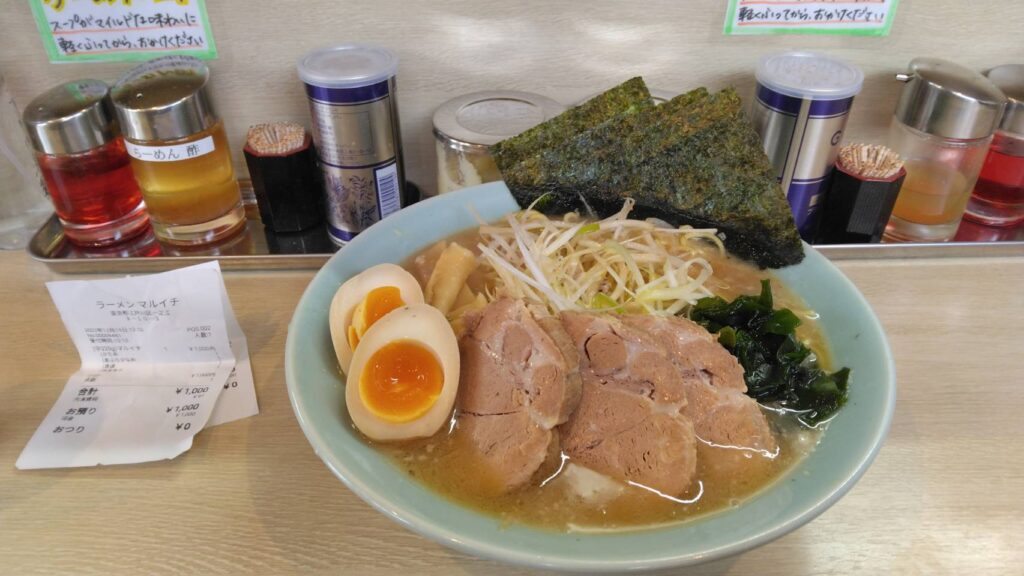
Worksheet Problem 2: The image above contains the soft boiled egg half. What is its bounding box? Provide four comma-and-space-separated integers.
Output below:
345, 304, 460, 441
329, 263, 424, 375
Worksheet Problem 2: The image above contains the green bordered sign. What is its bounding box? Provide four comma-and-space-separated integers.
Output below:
724, 0, 899, 36
29, 0, 217, 63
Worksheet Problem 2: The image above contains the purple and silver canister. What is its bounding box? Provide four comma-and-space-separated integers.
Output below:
751, 52, 864, 240
298, 45, 405, 245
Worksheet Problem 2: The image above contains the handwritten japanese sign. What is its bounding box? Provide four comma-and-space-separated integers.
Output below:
724, 0, 899, 36
29, 0, 217, 63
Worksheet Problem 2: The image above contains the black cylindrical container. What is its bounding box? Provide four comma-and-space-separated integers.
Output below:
244, 124, 324, 232
816, 163, 905, 244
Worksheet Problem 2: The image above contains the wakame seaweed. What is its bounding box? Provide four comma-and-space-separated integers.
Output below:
498, 86, 804, 268
689, 279, 850, 425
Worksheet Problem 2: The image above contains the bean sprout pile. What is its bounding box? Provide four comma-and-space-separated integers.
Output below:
477, 199, 725, 315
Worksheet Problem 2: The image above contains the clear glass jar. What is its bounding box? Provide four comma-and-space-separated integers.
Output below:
112, 56, 244, 246
964, 64, 1024, 227
123, 120, 241, 236
885, 121, 991, 242
435, 136, 502, 195
964, 130, 1024, 226
432, 91, 565, 196
0, 74, 51, 250
22, 79, 149, 247
884, 58, 1006, 243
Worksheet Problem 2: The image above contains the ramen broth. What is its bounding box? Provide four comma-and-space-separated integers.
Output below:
381, 227, 830, 531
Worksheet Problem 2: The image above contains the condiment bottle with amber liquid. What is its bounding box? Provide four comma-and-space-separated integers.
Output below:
111, 56, 244, 246
22, 79, 149, 247
884, 58, 1006, 242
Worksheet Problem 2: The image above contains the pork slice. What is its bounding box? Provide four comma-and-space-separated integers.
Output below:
531, 313, 582, 427
561, 313, 687, 407
559, 312, 698, 497
457, 299, 581, 492
560, 383, 697, 497
620, 314, 746, 392
619, 314, 778, 458
456, 411, 559, 492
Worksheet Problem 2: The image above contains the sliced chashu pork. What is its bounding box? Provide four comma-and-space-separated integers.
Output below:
619, 315, 778, 455
559, 311, 780, 497
558, 313, 698, 497
457, 299, 581, 492
619, 314, 779, 481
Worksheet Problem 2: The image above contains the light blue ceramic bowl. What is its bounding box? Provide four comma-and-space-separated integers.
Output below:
285, 182, 895, 572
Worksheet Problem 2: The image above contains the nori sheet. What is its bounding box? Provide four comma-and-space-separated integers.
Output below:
499, 87, 804, 269
491, 77, 652, 170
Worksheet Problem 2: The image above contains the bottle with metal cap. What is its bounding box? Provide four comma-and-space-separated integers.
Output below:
111, 56, 244, 246
964, 64, 1024, 227
884, 57, 1006, 243
23, 79, 149, 247
433, 91, 565, 195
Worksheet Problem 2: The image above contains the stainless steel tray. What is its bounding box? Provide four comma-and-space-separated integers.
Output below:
28, 180, 418, 273
29, 201, 337, 273
817, 217, 1024, 260
28, 183, 1024, 273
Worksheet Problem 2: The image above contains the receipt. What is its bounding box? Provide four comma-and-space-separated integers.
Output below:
16, 262, 257, 470
207, 264, 258, 427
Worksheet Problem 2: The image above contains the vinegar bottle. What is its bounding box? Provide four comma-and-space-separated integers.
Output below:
111, 56, 245, 247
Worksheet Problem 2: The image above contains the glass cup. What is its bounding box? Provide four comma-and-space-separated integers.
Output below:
0, 75, 52, 250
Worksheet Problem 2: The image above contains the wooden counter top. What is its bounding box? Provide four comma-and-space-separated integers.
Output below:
2, 250, 1022, 575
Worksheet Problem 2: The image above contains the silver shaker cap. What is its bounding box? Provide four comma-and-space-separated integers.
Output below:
893, 57, 1006, 140
23, 79, 118, 155
433, 91, 566, 148
111, 56, 217, 143
986, 64, 1024, 137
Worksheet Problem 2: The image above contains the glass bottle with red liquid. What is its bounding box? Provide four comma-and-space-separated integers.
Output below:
965, 65, 1024, 227
23, 80, 148, 246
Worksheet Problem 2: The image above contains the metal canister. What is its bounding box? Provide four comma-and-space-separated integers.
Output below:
297, 45, 404, 245
751, 52, 864, 240
433, 91, 565, 195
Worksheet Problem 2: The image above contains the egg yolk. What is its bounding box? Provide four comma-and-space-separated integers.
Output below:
348, 286, 404, 350
359, 340, 444, 423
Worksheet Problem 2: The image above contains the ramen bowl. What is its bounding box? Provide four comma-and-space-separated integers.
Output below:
285, 182, 896, 572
